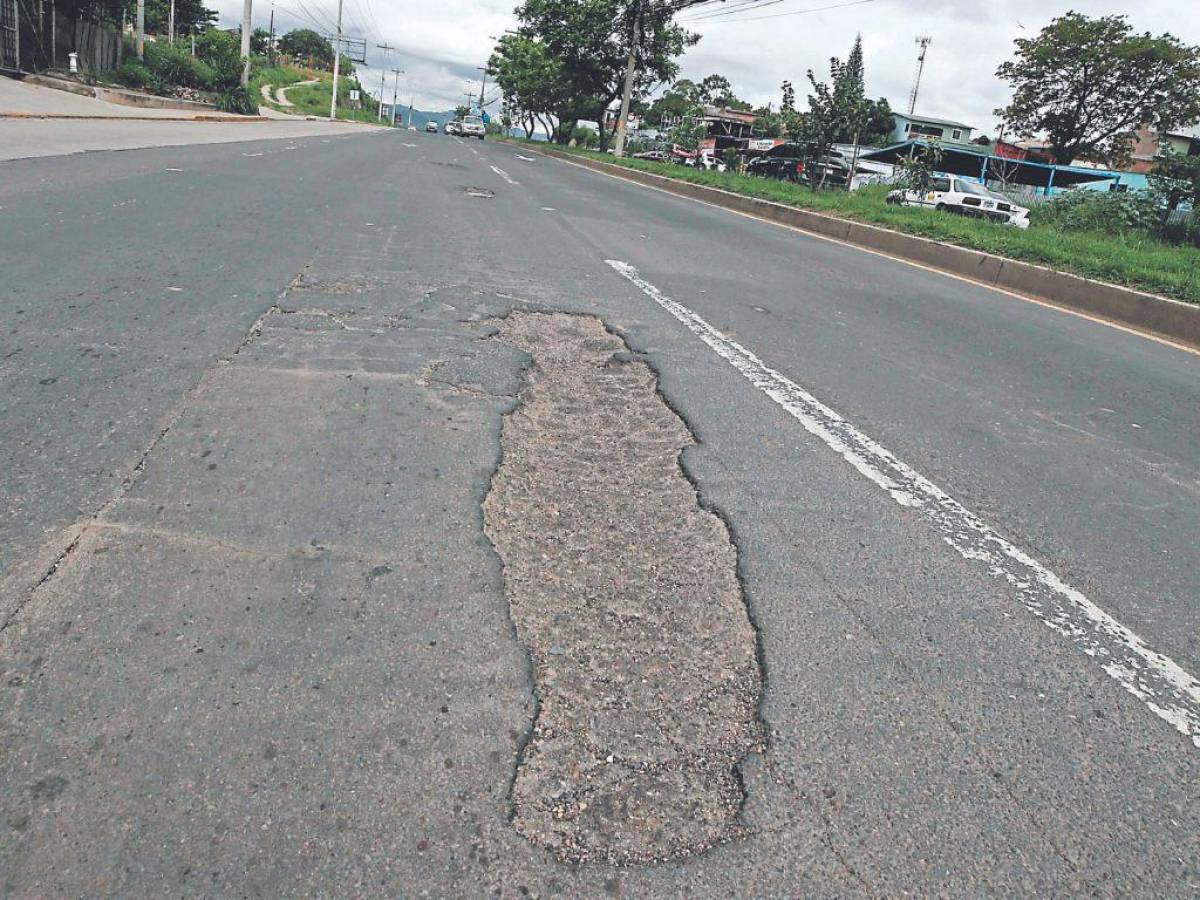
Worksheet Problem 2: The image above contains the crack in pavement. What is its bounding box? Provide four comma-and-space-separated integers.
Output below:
482, 311, 764, 865
0, 265, 311, 640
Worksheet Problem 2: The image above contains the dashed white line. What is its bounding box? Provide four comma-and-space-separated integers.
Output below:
516, 154, 537, 161
605, 259, 1200, 749
490, 164, 519, 185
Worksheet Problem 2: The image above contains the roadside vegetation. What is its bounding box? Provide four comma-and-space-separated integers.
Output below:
516, 142, 1200, 304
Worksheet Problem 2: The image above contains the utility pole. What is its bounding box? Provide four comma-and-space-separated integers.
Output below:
613, 0, 642, 158
329, 0, 343, 119
268, 2, 274, 65
239, 0, 252, 85
908, 36, 931, 115
375, 42, 397, 121
168, 0, 174, 43
390, 68, 403, 126
136, 0, 144, 60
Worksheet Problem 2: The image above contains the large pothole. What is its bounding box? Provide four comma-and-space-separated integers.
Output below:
483, 311, 763, 865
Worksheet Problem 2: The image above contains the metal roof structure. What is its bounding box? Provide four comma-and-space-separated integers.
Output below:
861, 140, 1132, 192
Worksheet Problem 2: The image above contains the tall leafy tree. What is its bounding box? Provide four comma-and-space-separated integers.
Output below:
488, 34, 571, 139
515, 0, 697, 150
278, 28, 333, 69
797, 62, 840, 189
996, 12, 1200, 166
831, 33, 868, 144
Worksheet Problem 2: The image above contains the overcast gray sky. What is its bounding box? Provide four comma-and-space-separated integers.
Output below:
212, 0, 1199, 131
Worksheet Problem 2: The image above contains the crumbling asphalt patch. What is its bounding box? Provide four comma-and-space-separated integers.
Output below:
483, 311, 764, 865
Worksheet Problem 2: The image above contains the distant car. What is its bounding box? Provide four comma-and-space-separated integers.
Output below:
407, 125, 417, 131
445, 121, 461, 135
425, 120, 439, 133
460, 115, 486, 140
887, 176, 1030, 228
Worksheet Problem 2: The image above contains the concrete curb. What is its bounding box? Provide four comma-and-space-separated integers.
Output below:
516, 143, 1200, 350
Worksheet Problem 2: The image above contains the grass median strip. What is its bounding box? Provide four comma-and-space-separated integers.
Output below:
516, 142, 1200, 305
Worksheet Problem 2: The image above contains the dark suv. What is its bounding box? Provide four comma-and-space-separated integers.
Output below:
746, 143, 852, 186
746, 143, 807, 182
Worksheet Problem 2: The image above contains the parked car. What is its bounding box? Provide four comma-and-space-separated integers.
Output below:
746, 143, 866, 187
444, 120, 461, 135
633, 150, 669, 162
886, 176, 1031, 228
460, 115, 486, 140
746, 143, 807, 182
425, 120, 439, 133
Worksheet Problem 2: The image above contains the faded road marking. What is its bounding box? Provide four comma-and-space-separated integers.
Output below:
484, 312, 762, 864
607, 259, 1200, 749
490, 164, 518, 185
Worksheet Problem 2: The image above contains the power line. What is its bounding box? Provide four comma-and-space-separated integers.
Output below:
683, 0, 873, 24
679, 0, 785, 22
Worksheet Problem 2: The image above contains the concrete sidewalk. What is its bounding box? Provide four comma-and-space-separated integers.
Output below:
0, 75, 246, 119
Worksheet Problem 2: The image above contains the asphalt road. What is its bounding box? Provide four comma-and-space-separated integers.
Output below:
1, 128, 1198, 897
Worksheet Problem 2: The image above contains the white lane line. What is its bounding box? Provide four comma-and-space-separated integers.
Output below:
516, 154, 537, 161
606, 259, 1200, 749
490, 164, 519, 185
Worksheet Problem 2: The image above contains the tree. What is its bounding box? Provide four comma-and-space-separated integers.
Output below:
797, 66, 839, 189
996, 12, 1200, 166
667, 106, 706, 152
831, 33, 868, 145
488, 33, 572, 140
862, 97, 894, 146
1150, 148, 1200, 218
278, 28, 333, 69
644, 72, 747, 127
894, 142, 944, 193
250, 27, 271, 56
515, 0, 697, 150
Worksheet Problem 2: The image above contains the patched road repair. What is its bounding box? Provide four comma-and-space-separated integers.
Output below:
485, 312, 763, 864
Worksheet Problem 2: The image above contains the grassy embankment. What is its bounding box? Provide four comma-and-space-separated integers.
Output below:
513, 141, 1200, 304
255, 67, 386, 125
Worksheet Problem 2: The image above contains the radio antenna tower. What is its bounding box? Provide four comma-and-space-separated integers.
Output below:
908, 36, 932, 115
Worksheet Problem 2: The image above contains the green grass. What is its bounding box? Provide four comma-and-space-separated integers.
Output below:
274, 76, 386, 124
249, 65, 308, 100
512, 141, 1200, 304
249, 65, 385, 124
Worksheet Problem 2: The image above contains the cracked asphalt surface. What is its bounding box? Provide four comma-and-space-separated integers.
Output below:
1, 129, 1199, 897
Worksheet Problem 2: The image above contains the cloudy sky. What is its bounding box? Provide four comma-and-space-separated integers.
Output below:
210, 0, 1198, 131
